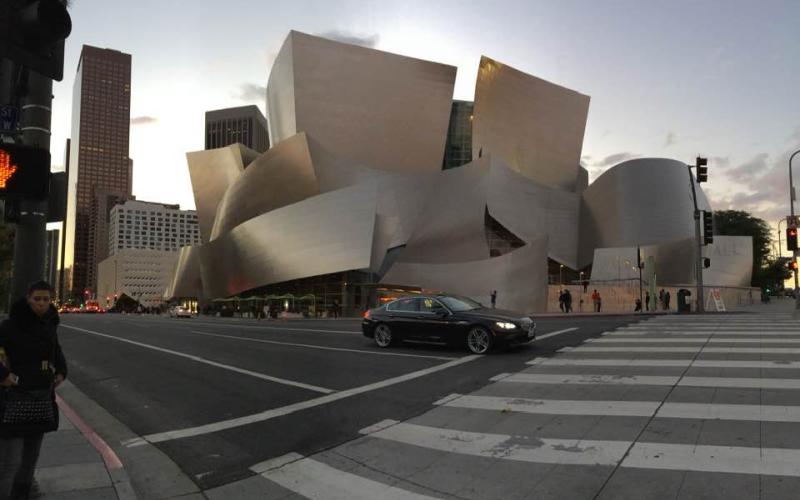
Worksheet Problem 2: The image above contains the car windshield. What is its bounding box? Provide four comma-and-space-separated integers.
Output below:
437, 295, 482, 311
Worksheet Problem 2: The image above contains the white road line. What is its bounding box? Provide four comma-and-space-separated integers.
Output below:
360, 420, 630, 466
435, 394, 800, 423
261, 455, 441, 500
190, 330, 455, 361
436, 394, 659, 416
566, 346, 800, 354
526, 357, 800, 369
492, 373, 680, 386
62, 325, 334, 394
126, 355, 479, 445
494, 372, 800, 390
608, 330, 800, 336
535, 327, 579, 341
590, 338, 800, 344
360, 421, 800, 477
622, 442, 800, 477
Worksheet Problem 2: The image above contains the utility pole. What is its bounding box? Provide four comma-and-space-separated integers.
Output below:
687, 157, 709, 313
10, 68, 50, 301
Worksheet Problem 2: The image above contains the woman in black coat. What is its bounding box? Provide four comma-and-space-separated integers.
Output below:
0, 281, 67, 500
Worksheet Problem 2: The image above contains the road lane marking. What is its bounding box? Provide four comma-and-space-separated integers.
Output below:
526, 357, 800, 369
622, 442, 800, 477
190, 330, 455, 361
494, 372, 800, 389
359, 420, 630, 466
607, 330, 800, 336
535, 327, 579, 341
260, 455, 441, 500
125, 355, 480, 445
565, 346, 800, 354
589, 337, 800, 344
360, 421, 800, 477
434, 395, 800, 423
61, 325, 334, 394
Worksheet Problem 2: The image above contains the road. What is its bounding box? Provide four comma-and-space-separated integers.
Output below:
57, 313, 637, 491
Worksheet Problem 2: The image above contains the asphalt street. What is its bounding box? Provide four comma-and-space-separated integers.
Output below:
56, 313, 637, 490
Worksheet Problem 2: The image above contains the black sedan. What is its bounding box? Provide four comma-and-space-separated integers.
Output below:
362, 294, 535, 354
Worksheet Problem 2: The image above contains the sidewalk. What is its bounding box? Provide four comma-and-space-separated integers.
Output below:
34, 395, 137, 499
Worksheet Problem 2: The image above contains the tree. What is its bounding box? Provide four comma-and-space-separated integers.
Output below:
713, 210, 776, 288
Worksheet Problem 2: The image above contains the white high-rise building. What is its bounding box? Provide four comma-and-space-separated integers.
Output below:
98, 200, 201, 308
108, 200, 201, 254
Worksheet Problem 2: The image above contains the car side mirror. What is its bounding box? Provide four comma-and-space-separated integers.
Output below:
435, 309, 449, 317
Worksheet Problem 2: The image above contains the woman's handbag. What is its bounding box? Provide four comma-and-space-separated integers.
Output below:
0, 387, 56, 426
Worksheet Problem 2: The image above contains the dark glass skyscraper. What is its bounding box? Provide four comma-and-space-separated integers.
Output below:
63, 45, 132, 299
205, 105, 269, 153
442, 100, 474, 170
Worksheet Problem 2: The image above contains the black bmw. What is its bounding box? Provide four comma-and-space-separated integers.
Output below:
362, 294, 536, 354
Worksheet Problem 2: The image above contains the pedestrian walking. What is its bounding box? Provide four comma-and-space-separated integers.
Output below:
558, 290, 565, 312
634, 298, 642, 312
490, 290, 497, 308
664, 291, 671, 310
0, 281, 67, 500
659, 289, 665, 310
582, 280, 589, 293
645, 291, 651, 311
591, 289, 601, 312
564, 289, 573, 313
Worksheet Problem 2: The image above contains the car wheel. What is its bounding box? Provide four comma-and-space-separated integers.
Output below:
374, 323, 393, 348
466, 326, 492, 354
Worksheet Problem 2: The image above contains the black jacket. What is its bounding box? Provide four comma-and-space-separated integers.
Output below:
0, 298, 67, 436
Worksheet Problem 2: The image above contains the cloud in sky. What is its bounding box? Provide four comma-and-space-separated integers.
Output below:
723, 153, 769, 182
316, 30, 379, 48
130, 116, 157, 125
596, 152, 637, 167
233, 83, 267, 103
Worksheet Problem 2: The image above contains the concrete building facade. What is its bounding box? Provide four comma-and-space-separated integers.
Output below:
97, 249, 179, 308
108, 199, 201, 254
205, 105, 270, 153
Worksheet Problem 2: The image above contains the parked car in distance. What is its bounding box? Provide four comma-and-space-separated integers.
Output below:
169, 306, 194, 318
84, 301, 106, 313
362, 294, 535, 354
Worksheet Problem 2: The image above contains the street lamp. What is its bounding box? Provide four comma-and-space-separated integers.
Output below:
790, 149, 800, 309
559, 264, 564, 285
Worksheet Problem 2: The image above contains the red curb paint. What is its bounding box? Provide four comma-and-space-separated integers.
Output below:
56, 394, 124, 470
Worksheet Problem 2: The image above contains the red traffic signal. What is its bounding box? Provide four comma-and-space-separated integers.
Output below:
0, 144, 50, 200
788, 227, 799, 252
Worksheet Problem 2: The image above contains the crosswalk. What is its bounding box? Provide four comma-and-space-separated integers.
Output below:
235, 313, 800, 499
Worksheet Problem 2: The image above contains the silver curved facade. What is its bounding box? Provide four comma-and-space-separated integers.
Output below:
167, 31, 753, 311
473, 56, 590, 192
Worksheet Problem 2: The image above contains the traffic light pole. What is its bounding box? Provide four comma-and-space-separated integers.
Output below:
790, 149, 800, 311
688, 165, 705, 313
10, 68, 50, 302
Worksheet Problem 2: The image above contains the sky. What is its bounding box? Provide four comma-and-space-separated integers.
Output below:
50, 0, 800, 256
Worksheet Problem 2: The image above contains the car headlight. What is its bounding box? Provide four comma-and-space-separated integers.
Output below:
494, 321, 517, 330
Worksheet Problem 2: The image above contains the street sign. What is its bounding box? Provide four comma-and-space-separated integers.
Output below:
0, 105, 19, 132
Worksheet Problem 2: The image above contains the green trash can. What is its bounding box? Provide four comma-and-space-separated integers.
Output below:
677, 289, 691, 313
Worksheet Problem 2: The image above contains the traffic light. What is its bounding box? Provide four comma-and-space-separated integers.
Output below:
788, 227, 798, 252
0, 143, 50, 200
696, 157, 708, 183
702, 210, 713, 245
0, 0, 72, 80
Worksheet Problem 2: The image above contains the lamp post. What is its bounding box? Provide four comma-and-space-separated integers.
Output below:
559, 264, 564, 285
790, 149, 800, 309
778, 217, 787, 256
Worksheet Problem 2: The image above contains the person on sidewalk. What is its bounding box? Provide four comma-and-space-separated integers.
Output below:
591, 290, 601, 312
659, 289, 665, 310
490, 290, 497, 309
645, 291, 651, 311
0, 281, 68, 500
564, 289, 573, 313
558, 290, 565, 312
634, 298, 642, 312
664, 291, 671, 310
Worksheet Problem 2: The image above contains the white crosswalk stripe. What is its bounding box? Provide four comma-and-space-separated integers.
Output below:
255, 315, 800, 498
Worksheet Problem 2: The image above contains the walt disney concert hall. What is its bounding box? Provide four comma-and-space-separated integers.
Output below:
165, 31, 752, 314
